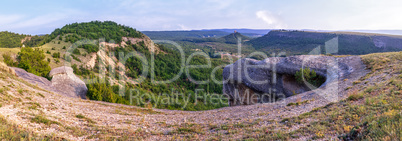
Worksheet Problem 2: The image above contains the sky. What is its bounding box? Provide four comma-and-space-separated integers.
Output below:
1, 0, 401, 35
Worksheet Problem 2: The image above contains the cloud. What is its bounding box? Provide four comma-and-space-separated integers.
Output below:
11, 14, 66, 29
256, 10, 286, 29
0, 9, 88, 34
177, 24, 191, 30
0, 14, 24, 26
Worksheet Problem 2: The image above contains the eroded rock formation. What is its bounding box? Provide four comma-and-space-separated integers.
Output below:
223, 55, 354, 106
49, 66, 87, 99
13, 66, 87, 99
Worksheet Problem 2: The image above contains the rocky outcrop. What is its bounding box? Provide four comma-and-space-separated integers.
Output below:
49, 66, 87, 99
222, 55, 360, 106
12, 66, 87, 99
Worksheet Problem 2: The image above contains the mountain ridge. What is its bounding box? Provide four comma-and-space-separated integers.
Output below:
248, 30, 402, 55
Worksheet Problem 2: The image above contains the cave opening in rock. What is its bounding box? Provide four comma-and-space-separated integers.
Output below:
281, 71, 326, 97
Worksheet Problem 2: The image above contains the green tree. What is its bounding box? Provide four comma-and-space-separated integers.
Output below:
17, 47, 51, 77
52, 52, 60, 58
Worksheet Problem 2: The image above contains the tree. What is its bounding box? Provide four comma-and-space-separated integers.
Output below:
17, 47, 51, 78
52, 52, 60, 58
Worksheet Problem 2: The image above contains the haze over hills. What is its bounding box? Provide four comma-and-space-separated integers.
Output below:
143, 29, 402, 56
143, 29, 402, 41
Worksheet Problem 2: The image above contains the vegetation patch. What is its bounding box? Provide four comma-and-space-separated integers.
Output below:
75, 114, 96, 124
287, 100, 310, 106
36, 93, 45, 98
14, 47, 51, 78
26, 102, 41, 110
31, 115, 60, 126
0, 115, 60, 140
295, 67, 325, 87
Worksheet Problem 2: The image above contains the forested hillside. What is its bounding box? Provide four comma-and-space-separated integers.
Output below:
46, 21, 143, 43
182, 32, 250, 44
0, 31, 26, 48
248, 30, 402, 55
28, 21, 229, 111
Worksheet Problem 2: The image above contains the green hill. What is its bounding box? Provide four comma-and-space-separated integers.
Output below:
46, 21, 143, 43
248, 30, 402, 55
220, 32, 251, 44
0, 31, 26, 48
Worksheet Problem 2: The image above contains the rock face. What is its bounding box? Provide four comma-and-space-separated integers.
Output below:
13, 66, 87, 99
49, 66, 87, 99
222, 55, 354, 106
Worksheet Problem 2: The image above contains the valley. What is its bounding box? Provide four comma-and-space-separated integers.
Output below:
0, 21, 401, 140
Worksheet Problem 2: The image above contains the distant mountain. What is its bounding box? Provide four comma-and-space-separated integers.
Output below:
142, 30, 230, 40
220, 32, 251, 44
345, 30, 402, 36
201, 29, 271, 37
248, 30, 402, 55
142, 29, 268, 41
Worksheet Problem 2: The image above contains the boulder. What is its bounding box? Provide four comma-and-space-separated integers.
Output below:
13, 67, 54, 89
222, 55, 353, 106
49, 66, 87, 99
13, 66, 87, 99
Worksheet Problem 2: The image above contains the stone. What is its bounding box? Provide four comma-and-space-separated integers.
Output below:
222, 55, 353, 106
49, 66, 87, 99
13, 66, 87, 99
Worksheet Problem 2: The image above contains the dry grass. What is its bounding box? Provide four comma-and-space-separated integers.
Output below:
0, 115, 63, 140
0, 61, 15, 75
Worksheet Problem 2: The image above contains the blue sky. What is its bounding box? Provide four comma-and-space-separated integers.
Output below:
1, 0, 401, 34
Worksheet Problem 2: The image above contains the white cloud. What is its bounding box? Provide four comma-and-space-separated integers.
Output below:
256, 10, 286, 29
12, 14, 65, 29
0, 14, 24, 26
177, 24, 191, 30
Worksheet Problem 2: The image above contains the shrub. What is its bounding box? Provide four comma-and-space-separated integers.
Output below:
52, 52, 60, 58
78, 44, 99, 53
295, 67, 325, 87
71, 55, 81, 62
17, 47, 51, 78
54, 58, 60, 64
73, 48, 81, 55
2, 54, 17, 67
